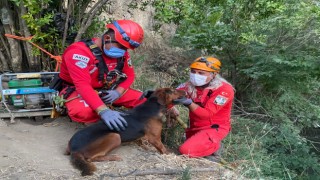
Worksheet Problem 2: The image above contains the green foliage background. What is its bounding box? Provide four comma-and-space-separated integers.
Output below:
152, 0, 320, 179
5, 0, 320, 179
8, 0, 107, 66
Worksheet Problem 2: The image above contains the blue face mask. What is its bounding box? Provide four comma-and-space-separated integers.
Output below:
103, 46, 126, 58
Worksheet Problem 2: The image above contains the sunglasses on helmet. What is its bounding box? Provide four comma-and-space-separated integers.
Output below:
112, 21, 140, 48
196, 57, 220, 71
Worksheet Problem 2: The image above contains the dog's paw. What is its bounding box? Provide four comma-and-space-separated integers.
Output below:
64, 148, 70, 155
164, 148, 174, 154
106, 154, 122, 161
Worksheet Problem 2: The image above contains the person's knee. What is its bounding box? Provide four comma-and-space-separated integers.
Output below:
179, 139, 221, 157
68, 106, 98, 123
179, 143, 192, 156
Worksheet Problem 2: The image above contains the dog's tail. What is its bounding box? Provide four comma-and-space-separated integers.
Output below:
71, 152, 96, 176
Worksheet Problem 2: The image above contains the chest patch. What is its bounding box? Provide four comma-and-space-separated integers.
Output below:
75, 61, 88, 69
73, 54, 89, 63
214, 95, 228, 105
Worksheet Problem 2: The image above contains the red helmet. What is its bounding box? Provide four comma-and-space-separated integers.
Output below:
106, 20, 144, 50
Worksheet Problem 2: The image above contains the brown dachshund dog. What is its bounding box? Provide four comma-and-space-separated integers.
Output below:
65, 88, 186, 176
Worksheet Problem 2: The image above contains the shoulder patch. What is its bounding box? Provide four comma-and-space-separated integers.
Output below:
214, 95, 228, 105
73, 54, 90, 63
75, 61, 88, 69
221, 91, 229, 96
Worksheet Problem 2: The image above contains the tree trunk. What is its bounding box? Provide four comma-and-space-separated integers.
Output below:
19, 1, 38, 71
0, 50, 9, 72
0, 33, 11, 71
1, 5, 22, 72
0, 31, 11, 60
62, 0, 73, 47
74, 0, 109, 42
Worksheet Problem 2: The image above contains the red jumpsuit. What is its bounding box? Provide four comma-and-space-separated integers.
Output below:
59, 39, 145, 123
177, 81, 234, 157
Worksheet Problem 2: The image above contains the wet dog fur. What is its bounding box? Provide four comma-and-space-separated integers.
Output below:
65, 88, 186, 176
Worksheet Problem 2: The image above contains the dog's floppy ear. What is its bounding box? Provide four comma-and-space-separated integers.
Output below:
139, 89, 155, 100
155, 88, 171, 106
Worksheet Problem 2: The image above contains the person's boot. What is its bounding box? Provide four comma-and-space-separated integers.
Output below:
204, 143, 224, 163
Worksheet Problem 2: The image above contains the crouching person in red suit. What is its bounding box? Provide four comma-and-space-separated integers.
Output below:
58, 20, 145, 131
172, 56, 235, 161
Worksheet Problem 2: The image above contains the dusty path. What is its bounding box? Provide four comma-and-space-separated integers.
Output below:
0, 117, 238, 180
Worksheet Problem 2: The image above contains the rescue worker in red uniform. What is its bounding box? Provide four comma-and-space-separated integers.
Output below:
172, 56, 234, 161
59, 20, 145, 131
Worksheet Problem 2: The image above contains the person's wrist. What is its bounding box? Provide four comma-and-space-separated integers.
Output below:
184, 99, 192, 106
114, 90, 121, 96
115, 87, 125, 95
97, 107, 109, 115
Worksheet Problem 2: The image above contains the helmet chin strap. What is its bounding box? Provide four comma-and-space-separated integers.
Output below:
101, 34, 105, 50
198, 82, 210, 88
202, 74, 215, 88
211, 72, 220, 81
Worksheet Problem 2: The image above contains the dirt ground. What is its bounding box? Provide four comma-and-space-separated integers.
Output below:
0, 116, 240, 180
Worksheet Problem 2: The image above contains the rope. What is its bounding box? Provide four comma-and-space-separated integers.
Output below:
4, 34, 62, 72
53, 94, 81, 107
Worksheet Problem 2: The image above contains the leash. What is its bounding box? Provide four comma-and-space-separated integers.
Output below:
99, 169, 137, 179
177, 117, 188, 129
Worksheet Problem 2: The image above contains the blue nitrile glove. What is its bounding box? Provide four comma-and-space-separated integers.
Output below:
173, 97, 193, 106
99, 109, 128, 131
101, 90, 121, 104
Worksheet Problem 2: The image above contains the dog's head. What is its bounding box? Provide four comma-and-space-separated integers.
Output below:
142, 88, 186, 107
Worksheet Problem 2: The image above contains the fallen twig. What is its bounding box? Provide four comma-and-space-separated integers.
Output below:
99, 167, 221, 179
1, 101, 15, 123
